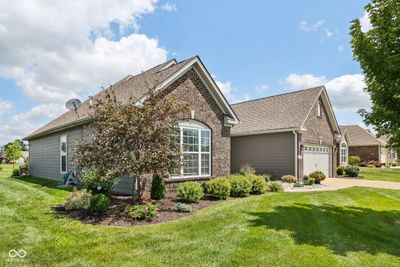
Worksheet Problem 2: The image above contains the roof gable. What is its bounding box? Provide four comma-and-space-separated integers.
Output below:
340, 125, 384, 146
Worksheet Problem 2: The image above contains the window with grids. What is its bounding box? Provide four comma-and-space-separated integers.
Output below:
171, 120, 211, 178
340, 142, 347, 164
60, 135, 67, 173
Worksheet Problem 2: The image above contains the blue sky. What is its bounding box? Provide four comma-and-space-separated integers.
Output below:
0, 0, 371, 144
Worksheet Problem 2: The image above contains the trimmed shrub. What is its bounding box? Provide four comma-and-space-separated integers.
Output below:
268, 182, 284, 192
151, 174, 165, 200
337, 166, 346, 175
81, 168, 118, 196
248, 175, 267, 194
262, 172, 276, 182
125, 203, 158, 220
90, 194, 110, 213
177, 182, 204, 203
64, 189, 91, 211
175, 203, 192, 213
229, 175, 252, 197
205, 177, 231, 199
281, 175, 296, 183
239, 163, 256, 176
304, 177, 315, 185
348, 155, 361, 166
12, 168, 19, 177
309, 171, 326, 183
367, 164, 376, 168
345, 165, 360, 177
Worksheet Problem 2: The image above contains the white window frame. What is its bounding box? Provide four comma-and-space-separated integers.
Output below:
171, 120, 211, 179
340, 142, 348, 165
60, 135, 67, 174
389, 149, 397, 159
317, 102, 322, 118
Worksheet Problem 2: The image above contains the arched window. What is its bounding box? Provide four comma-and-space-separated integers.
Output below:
171, 120, 211, 178
340, 142, 347, 165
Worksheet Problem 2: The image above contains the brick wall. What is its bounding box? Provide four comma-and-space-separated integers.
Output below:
349, 145, 379, 162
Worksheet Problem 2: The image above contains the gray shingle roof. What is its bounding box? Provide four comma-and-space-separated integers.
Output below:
231, 86, 324, 135
340, 125, 384, 146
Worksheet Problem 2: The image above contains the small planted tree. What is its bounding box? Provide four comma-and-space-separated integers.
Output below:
4, 140, 23, 169
74, 88, 187, 202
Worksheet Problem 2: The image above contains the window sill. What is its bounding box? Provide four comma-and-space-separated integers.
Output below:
166, 176, 211, 183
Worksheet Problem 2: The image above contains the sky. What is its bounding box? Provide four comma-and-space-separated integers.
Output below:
0, 0, 373, 145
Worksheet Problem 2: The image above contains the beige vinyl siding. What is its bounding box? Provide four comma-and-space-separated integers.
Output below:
231, 132, 295, 178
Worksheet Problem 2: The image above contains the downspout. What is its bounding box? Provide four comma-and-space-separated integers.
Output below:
293, 131, 298, 179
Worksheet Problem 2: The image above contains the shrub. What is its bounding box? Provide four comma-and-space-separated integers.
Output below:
239, 163, 256, 176
90, 194, 110, 213
64, 189, 91, 211
309, 171, 326, 182
81, 168, 118, 196
392, 163, 398, 167
151, 174, 165, 200
262, 172, 276, 182
367, 164, 376, 168
293, 182, 304, 188
229, 175, 252, 197
205, 177, 231, 199
125, 203, 158, 220
175, 203, 192, 213
348, 155, 361, 166
12, 168, 19, 177
337, 166, 346, 175
359, 161, 367, 167
268, 182, 284, 192
304, 177, 315, 185
248, 175, 267, 194
177, 182, 204, 203
345, 165, 360, 177
281, 175, 296, 183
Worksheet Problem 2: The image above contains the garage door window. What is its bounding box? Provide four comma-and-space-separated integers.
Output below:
304, 146, 329, 153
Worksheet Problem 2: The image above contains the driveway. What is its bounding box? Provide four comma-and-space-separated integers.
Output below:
285, 178, 400, 192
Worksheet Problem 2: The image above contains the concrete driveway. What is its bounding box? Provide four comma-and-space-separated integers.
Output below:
285, 178, 400, 192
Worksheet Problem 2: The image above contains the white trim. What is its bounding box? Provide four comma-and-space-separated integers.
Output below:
159, 59, 177, 71
232, 127, 300, 137
60, 135, 67, 174
339, 141, 348, 165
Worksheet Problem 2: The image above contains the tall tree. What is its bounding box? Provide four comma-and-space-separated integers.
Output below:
350, 0, 400, 149
74, 88, 188, 202
4, 140, 23, 169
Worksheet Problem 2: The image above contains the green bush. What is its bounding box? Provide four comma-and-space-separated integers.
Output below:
229, 175, 252, 197
304, 177, 315, 185
175, 203, 192, 213
64, 189, 91, 211
125, 203, 158, 220
90, 194, 110, 213
177, 182, 204, 203
281, 175, 296, 183
81, 168, 118, 196
345, 165, 360, 177
268, 182, 284, 192
151, 174, 165, 200
293, 182, 304, 188
12, 168, 19, 177
248, 175, 267, 194
337, 166, 346, 175
367, 164, 376, 168
348, 155, 361, 166
309, 171, 326, 182
392, 163, 398, 167
262, 172, 276, 182
239, 163, 256, 176
205, 177, 231, 199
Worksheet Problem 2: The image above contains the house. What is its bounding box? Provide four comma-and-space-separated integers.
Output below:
24, 56, 239, 194
231, 86, 341, 179
340, 125, 398, 165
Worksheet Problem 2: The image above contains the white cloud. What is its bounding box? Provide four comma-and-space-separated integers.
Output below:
160, 2, 177, 12
360, 11, 372, 32
285, 73, 370, 112
0, 0, 167, 104
299, 20, 324, 32
215, 80, 250, 104
255, 84, 268, 92
324, 28, 333, 38
0, 99, 12, 117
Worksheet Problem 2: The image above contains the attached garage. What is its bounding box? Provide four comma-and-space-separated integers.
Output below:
303, 145, 330, 177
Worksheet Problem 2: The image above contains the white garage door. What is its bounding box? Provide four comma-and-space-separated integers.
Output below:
303, 145, 330, 177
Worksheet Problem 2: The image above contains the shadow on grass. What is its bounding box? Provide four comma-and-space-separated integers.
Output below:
13, 176, 72, 192
247, 203, 400, 257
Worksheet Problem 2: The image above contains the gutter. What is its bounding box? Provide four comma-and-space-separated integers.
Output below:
293, 130, 298, 179
231, 127, 301, 137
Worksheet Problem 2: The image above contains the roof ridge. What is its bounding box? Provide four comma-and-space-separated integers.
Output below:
232, 86, 324, 106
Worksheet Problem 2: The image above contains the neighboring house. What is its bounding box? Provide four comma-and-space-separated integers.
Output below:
24, 56, 239, 194
231, 86, 341, 179
340, 125, 398, 165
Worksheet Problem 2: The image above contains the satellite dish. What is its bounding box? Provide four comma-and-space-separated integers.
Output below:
65, 99, 81, 117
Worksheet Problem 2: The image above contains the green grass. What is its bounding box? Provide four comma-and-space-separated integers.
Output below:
360, 167, 400, 182
0, 164, 400, 266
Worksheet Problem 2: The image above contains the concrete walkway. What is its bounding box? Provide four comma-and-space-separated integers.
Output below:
285, 178, 400, 192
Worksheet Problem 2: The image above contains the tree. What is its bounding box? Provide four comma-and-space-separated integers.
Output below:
4, 140, 23, 169
74, 88, 188, 202
4, 140, 27, 151
350, 0, 400, 150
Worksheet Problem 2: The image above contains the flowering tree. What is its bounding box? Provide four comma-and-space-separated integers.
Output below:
74, 88, 187, 202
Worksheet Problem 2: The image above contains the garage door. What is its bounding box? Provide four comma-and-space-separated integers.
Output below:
303, 145, 330, 177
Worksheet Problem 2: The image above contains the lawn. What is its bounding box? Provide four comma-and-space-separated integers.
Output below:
1, 164, 400, 266
360, 167, 400, 182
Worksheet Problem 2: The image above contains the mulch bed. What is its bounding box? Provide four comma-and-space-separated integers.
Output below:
53, 192, 222, 227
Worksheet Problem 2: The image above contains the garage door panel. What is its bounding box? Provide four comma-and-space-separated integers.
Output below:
303, 145, 330, 177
